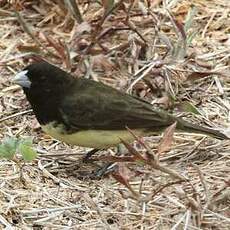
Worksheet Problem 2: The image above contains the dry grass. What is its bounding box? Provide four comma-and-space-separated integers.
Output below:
0, 0, 230, 229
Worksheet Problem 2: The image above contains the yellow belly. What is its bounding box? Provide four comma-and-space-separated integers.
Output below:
42, 123, 146, 148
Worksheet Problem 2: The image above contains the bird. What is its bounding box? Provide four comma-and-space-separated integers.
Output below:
13, 61, 228, 152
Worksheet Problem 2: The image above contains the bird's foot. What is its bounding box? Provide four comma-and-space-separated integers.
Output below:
90, 163, 117, 178
82, 148, 101, 163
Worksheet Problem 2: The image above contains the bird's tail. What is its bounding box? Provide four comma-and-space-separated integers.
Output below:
176, 117, 228, 140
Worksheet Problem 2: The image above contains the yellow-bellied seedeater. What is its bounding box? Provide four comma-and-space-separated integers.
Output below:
13, 61, 228, 149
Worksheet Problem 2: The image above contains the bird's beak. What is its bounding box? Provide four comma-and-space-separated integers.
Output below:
13, 70, 31, 88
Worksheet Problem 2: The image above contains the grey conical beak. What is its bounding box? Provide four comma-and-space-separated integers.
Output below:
13, 70, 31, 88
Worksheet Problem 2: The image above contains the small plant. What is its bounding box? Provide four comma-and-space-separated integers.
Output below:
0, 136, 37, 162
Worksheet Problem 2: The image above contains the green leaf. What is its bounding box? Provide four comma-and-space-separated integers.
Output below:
0, 137, 18, 159
181, 101, 202, 115
0, 145, 14, 159
19, 137, 33, 146
19, 144, 37, 161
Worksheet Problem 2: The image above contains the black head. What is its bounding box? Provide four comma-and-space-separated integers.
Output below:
13, 61, 73, 124
14, 61, 72, 93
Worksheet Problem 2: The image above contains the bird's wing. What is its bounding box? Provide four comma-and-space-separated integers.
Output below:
59, 81, 174, 131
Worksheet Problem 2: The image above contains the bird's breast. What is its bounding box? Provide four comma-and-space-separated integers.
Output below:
42, 122, 145, 148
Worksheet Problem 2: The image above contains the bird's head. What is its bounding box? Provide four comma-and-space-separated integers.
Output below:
13, 61, 72, 94
13, 61, 75, 125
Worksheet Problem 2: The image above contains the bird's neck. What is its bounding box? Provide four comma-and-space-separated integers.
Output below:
24, 89, 63, 125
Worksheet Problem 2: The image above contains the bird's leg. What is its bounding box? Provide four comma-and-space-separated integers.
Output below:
92, 144, 126, 177
82, 148, 101, 162
92, 162, 116, 177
